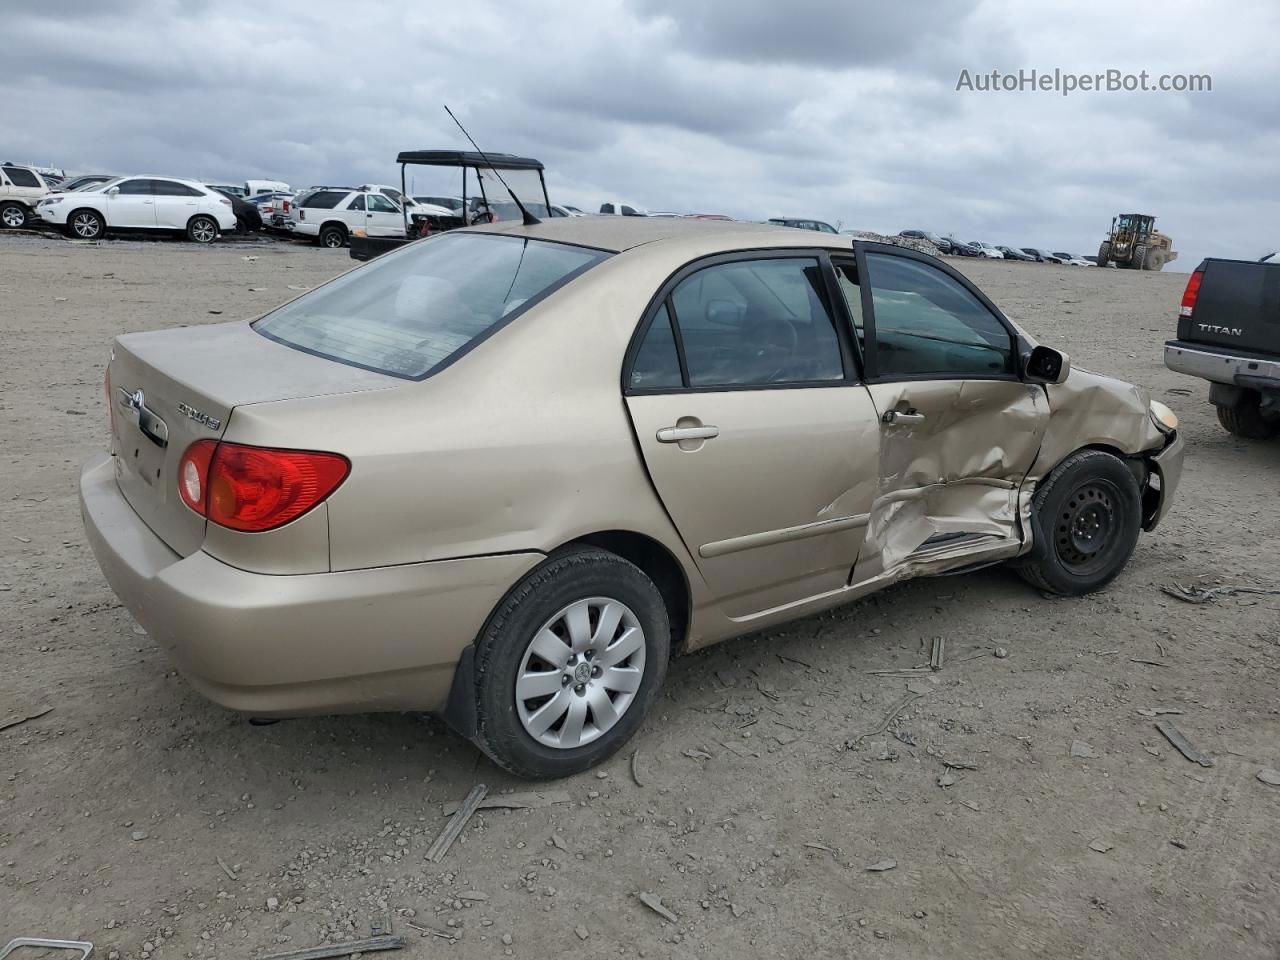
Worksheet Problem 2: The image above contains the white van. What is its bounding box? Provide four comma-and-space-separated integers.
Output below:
244, 179, 290, 197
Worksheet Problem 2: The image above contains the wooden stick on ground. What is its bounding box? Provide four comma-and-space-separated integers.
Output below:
260, 934, 405, 960
426, 783, 488, 863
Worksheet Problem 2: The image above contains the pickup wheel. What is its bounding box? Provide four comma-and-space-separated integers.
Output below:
1, 201, 28, 228
318, 224, 346, 248
1216, 398, 1279, 440
1016, 449, 1142, 596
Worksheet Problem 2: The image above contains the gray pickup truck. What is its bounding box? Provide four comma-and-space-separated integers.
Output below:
1164, 256, 1280, 439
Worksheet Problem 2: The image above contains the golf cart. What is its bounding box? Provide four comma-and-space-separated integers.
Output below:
349, 150, 551, 261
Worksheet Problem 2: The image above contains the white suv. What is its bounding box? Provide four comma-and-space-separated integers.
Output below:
289, 187, 407, 248
36, 176, 236, 243
0, 164, 52, 228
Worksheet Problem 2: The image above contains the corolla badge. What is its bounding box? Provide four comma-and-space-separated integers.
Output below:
177, 401, 222, 431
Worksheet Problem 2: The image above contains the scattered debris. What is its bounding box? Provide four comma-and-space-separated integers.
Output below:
636, 892, 678, 924
1169, 839, 1188, 850
1257, 768, 1280, 786
939, 757, 979, 771
994, 646, 1009, 659
1137, 708, 1182, 717
216, 856, 238, 881
1070, 740, 1100, 759
730, 903, 746, 918
403, 920, 454, 942
929, 636, 946, 671
1088, 839, 1114, 854
1, 706, 52, 733
803, 841, 835, 853
574, 925, 589, 941
906, 680, 934, 696
427, 783, 488, 862
550, 833, 569, 852
207, 309, 223, 315
631, 749, 645, 787
849, 694, 922, 745
893, 729, 917, 746
1155, 721, 1214, 768
1161, 583, 1280, 605
936, 772, 956, 788
131, 830, 149, 842
866, 859, 898, 872
260, 935, 405, 960
440, 788, 568, 816
683, 747, 714, 761
241, 255, 258, 262
0, 939, 93, 960
1130, 658, 1170, 668
959, 800, 980, 812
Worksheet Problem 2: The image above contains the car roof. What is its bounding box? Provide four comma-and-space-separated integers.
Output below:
474, 215, 852, 254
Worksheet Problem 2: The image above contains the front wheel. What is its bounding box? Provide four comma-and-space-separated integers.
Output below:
473, 548, 671, 779
1, 202, 28, 229
1016, 449, 1142, 596
67, 208, 104, 240
186, 215, 218, 244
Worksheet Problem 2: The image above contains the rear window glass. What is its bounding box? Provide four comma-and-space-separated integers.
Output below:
301, 190, 347, 209
254, 233, 608, 379
3, 166, 42, 188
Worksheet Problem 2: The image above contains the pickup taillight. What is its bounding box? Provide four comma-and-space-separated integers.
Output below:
1179, 268, 1203, 319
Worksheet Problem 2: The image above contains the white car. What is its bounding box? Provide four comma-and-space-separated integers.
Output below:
970, 241, 1006, 259
599, 201, 647, 216
289, 187, 409, 248
36, 175, 236, 243
0, 163, 52, 228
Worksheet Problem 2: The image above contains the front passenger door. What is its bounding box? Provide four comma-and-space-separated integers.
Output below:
365, 192, 404, 237
624, 253, 881, 620
106, 179, 158, 228
836, 249, 1049, 582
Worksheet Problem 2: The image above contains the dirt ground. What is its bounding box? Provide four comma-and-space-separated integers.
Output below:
2, 233, 1278, 960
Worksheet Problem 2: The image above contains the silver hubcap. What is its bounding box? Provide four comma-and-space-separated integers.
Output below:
515, 597, 646, 749
2, 207, 23, 227
73, 214, 99, 238
323, 232, 341, 247
192, 219, 215, 242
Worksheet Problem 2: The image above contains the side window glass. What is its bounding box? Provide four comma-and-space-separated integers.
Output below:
368, 194, 397, 213
832, 261, 864, 347
864, 253, 1014, 378
4, 166, 41, 188
629, 303, 683, 391
669, 258, 844, 387
347, 195, 365, 211
116, 179, 154, 195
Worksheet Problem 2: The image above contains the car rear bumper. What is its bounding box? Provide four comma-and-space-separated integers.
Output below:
1143, 430, 1184, 531
1164, 340, 1280, 389
79, 453, 541, 716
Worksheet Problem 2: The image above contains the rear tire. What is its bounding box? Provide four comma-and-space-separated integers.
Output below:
1216, 398, 1279, 439
1, 201, 28, 229
473, 548, 671, 780
319, 225, 346, 248
186, 215, 218, 244
1016, 449, 1142, 596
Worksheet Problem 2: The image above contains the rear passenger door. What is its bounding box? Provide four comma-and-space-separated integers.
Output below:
624, 252, 881, 619
152, 180, 203, 228
106, 179, 158, 228
835, 247, 1049, 582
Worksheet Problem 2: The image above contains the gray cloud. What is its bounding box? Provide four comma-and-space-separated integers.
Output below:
4, 0, 1277, 267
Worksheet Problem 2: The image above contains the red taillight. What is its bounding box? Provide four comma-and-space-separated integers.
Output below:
283, 199, 290, 212
1179, 269, 1203, 319
177, 441, 349, 532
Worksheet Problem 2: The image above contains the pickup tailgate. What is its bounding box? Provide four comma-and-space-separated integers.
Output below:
1181, 258, 1280, 356
108, 321, 393, 557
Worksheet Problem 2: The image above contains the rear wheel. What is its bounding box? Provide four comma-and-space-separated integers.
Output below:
1016, 449, 1142, 596
319, 225, 346, 248
67, 208, 104, 240
1, 201, 28, 229
186, 215, 218, 244
473, 548, 671, 779
1216, 396, 1280, 439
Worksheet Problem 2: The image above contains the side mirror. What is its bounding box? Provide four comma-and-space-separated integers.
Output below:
107, 187, 119, 196
1024, 344, 1070, 384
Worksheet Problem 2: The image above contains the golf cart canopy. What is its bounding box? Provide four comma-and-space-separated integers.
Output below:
395, 150, 545, 171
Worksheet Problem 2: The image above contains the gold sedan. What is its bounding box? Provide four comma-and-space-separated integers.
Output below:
80, 217, 1183, 778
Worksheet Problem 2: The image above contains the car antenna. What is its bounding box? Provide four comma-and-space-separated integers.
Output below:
443, 104, 541, 226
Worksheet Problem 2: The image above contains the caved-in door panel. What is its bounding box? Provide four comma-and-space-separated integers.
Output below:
856, 379, 1047, 579
626, 387, 880, 619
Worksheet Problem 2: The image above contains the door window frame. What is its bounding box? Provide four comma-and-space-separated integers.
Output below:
842, 241, 1026, 384
621, 249, 864, 396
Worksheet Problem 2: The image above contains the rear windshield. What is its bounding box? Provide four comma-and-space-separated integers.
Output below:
254, 233, 608, 379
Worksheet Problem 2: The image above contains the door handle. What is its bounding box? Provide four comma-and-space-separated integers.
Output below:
882, 410, 925, 424
657, 424, 719, 443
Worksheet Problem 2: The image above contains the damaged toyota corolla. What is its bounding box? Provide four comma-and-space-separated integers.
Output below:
81, 218, 1184, 779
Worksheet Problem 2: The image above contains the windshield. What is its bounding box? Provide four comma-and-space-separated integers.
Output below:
475, 166, 549, 217
254, 233, 607, 379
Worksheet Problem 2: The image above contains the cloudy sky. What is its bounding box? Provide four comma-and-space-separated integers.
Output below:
8, 0, 1277, 267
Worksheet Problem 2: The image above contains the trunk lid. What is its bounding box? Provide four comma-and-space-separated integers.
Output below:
1180, 258, 1280, 357
108, 321, 393, 556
